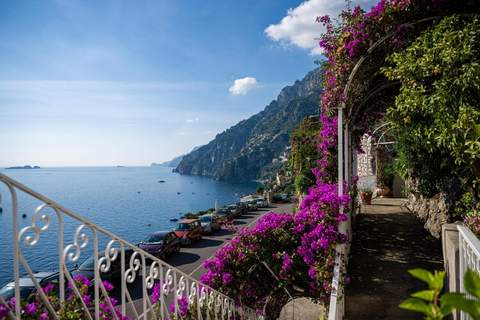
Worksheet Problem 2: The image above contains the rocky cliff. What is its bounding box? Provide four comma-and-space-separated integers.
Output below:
174, 67, 323, 181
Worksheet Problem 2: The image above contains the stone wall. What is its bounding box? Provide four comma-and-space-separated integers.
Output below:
406, 192, 450, 238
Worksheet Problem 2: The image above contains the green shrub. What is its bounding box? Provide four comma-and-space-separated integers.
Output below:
383, 14, 480, 207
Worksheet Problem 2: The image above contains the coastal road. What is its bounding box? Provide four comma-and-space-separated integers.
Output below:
165, 202, 293, 280
122, 203, 293, 317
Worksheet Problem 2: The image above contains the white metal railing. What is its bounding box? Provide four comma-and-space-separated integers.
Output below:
0, 173, 258, 320
458, 225, 480, 320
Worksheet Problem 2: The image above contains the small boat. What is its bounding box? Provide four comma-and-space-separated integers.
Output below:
177, 192, 181, 195
169, 218, 178, 222
158, 180, 166, 183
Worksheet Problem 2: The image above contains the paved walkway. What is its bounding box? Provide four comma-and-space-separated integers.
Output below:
345, 198, 443, 320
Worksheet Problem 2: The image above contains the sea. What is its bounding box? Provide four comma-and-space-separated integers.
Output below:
0, 166, 258, 286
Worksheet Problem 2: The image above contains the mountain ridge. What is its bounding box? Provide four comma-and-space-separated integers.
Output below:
175, 67, 323, 181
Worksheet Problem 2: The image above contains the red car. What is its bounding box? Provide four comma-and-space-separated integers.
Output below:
174, 219, 202, 245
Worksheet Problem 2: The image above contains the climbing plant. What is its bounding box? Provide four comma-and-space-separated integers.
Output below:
383, 14, 480, 206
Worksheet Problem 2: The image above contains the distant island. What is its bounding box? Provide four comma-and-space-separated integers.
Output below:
6, 165, 41, 169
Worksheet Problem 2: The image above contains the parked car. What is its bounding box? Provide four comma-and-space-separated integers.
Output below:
226, 204, 241, 218
273, 193, 292, 203
0, 271, 56, 301
138, 231, 180, 259
246, 200, 258, 211
256, 198, 268, 208
215, 207, 234, 221
199, 214, 220, 234
174, 219, 202, 245
236, 202, 249, 214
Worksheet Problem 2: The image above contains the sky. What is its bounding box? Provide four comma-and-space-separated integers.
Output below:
0, 0, 376, 167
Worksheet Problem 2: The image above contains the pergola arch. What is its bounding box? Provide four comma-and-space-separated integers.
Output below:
328, 15, 444, 320
342, 16, 442, 134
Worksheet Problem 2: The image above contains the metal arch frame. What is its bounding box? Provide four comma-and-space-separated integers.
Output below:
345, 16, 442, 128
327, 16, 442, 320
371, 121, 396, 148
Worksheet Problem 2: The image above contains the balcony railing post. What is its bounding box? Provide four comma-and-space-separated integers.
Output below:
93, 229, 100, 319
7, 183, 22, 317
141, 254, 147, 320
58, 213, 65, 303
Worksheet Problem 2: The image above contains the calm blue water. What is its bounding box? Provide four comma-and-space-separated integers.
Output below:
0, 166, 258, 286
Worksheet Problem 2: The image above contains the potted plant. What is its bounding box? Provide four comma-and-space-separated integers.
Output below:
359, 188, 373, 205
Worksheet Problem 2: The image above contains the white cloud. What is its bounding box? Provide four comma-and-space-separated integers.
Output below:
265, 0, 377, 55
186, 117, 200, 123
229, 77, 258, 95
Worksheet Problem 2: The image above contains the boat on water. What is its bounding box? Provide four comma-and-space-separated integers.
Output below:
170, 218, 178, 222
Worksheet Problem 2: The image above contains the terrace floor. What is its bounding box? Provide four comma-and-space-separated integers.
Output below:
344, 197, 443, 320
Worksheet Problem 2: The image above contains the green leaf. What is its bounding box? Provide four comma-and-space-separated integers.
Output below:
441, 292, 480, 318
411, 290, 436, 302
399, 298, 432, 315
431, 271, 446, 290
409, 268, 434, 285
474, 124, 480, 137
464, 270, 480, 298
439, 302, 455, 317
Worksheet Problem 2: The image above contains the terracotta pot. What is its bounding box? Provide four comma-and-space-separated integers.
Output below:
360, 192, 372, 205
376, 186, 392, 197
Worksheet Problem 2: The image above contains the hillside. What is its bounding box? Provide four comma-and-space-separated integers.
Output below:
174, 67, 323, 181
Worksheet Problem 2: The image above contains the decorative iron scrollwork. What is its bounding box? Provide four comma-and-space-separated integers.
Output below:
18, 203, 56, 246
125, 251, 141, 283
163, 269, 173, 295
146, 261, 160, 289
98, 239, 119, 273
63, 224, 89, 262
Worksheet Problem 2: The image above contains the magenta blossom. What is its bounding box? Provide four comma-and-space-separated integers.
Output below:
0, 303, 10, 318
24, 302, 37, 315
169, 296, 189, 317
102, 280, 114, 292
222, 273, 233, 285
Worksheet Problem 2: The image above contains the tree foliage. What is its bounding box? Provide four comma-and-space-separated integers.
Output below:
289, 117, 321, 195
383, 15, 480, 204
